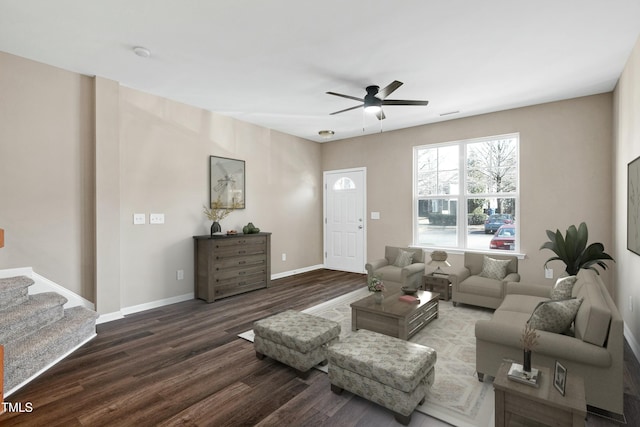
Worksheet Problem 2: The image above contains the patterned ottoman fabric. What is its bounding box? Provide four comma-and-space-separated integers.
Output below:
254, 310, 341, 353
329, 363, 435, 416
327, 329, 437, 422
253, 310, 341, 374
327, 329, 437, 393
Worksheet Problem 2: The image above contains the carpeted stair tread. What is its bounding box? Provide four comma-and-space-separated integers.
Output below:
4, 306, 99, 391
0, 275, 34, 310
0, 292, 68, 344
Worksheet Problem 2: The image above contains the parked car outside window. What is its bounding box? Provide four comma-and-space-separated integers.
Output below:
484, 214, 514, 234
490, 224, 516, 250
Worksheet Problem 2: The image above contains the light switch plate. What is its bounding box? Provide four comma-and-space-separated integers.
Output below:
150, 213, 165, 224
133, 213, 145, 225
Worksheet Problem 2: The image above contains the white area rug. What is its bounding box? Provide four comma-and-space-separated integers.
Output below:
239, 288, 496, 427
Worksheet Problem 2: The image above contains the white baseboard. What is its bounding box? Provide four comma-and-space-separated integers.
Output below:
271, 264, 325, 280
624, 323, 640, 363
120, 292, 194, 316
96, 311, 125, 324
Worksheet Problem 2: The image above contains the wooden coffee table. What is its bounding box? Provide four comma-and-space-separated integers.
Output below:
350, 290, 439, 340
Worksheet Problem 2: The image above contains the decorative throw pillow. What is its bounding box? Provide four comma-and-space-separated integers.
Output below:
393, 249, 414, 268
528, 297, 583, 334
550, 276, 578, 300
478, 256, 511, 280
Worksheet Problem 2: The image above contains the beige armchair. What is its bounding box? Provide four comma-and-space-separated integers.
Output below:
365, 246, 425, 289
450, 252, 519, 309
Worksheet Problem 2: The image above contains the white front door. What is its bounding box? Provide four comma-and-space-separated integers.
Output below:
324, 168, 366, 273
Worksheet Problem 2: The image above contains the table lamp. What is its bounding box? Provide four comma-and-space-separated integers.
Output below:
429, 250, 450, 274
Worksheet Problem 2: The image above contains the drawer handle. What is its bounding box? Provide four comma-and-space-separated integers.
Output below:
239, 271, 246, 276
238, 260, 246, 265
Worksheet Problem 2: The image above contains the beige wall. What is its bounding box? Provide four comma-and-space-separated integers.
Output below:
117, 88, 323, 308
613, 34, 640, 354
0, 51, 323, 313
0, 52, 95, 299
322, 94, 614, 287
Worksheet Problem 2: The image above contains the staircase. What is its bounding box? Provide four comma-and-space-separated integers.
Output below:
0, 275, 98, 396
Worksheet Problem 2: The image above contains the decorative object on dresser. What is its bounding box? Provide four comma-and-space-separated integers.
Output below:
203, 197, 242, 236
0, 227, 4, 247
193, 232, 271, 302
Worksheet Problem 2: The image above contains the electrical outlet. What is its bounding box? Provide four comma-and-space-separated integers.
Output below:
150, 213, 165, 224
544, 268, 553, 279
177, 269, 184, 280
282, 253, 286, 261
133, 213, 145, 225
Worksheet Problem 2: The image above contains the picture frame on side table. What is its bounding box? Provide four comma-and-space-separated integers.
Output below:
554, 360, 567, 396
210, 156, 245, 209
628, 155, 640, 256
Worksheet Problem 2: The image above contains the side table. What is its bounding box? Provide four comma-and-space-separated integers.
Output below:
423, 273, 451, 301
494, 362, 586, 427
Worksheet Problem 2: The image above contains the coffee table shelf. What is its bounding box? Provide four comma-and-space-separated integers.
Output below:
350, 290, 439, 340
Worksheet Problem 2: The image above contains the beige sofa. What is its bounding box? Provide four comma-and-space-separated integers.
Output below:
450, 252, 520, 309
475, 269, 623, 416
365, 246, 424, 289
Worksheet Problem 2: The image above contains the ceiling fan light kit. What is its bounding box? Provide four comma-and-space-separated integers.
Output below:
326, 80, 429, 120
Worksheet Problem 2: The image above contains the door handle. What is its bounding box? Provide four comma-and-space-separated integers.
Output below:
358, 225, 363, 229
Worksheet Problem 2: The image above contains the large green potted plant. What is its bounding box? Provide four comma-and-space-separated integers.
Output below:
540, 222, 615, 275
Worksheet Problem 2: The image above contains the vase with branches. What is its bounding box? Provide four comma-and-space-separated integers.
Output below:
520, 324, 539, 372
202, 196, 243, 235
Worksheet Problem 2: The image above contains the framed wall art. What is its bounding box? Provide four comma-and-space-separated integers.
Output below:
210, 156, 245, 209
629, 155, 640, 256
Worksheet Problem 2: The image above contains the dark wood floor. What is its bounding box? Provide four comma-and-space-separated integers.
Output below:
1, 269, 638, 426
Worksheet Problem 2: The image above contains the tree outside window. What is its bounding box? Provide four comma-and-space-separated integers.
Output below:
414, 134, 519, 251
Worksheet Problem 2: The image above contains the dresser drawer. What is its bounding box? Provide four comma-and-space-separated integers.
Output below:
214, 253, 267, 270
213, 235, 266, 249
214, 263, 267, 281
214, 275, 267, 299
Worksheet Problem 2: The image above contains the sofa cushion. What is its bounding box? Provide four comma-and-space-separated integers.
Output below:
499, 294, 548, 314
574, 278, 612, 347
459, 275, 504, 299
528, 298, 583, 334
551, 276, 577, 300
393, 249, 413, 268
375, 265, 403, 284
479, 256, 511, 280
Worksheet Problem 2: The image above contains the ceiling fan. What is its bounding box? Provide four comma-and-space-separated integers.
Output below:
326, 80, 429, 120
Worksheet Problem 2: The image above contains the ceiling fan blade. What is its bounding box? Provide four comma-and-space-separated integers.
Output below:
326, 91, 364, 102
376, 109, 386, 120
330, 104, 364, 115
377, 81, 403, 99
381, 99, 429, 106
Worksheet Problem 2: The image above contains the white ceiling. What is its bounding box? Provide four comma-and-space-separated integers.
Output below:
1, 1, 639, 142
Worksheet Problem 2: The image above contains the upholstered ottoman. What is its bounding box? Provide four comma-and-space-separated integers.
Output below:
327, 329, 436, 425
253, 310, 341, 378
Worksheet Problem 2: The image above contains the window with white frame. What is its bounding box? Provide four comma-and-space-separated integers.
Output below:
414, 133, 519, 252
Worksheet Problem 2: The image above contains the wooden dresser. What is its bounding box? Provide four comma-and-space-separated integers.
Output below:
193, 233, 271, 302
